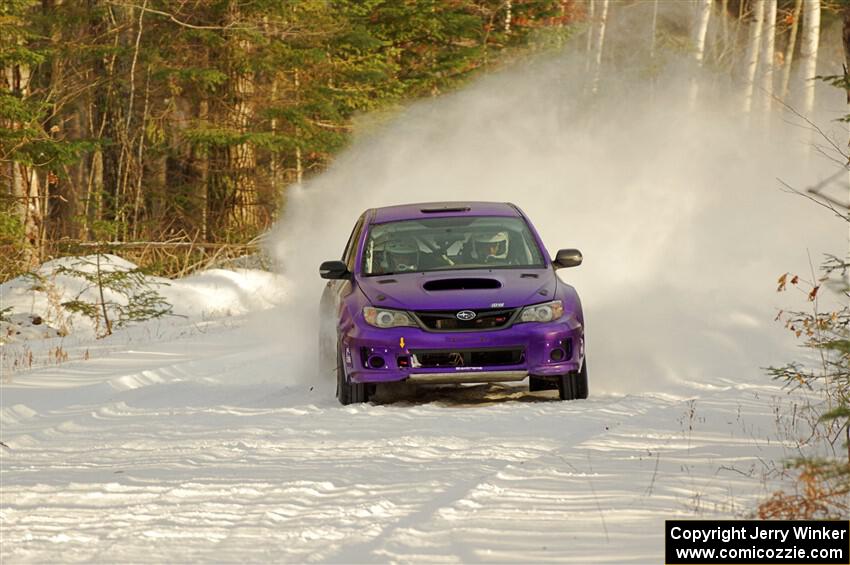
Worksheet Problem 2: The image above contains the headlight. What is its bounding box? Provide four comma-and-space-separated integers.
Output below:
363, 306, 417, 328
519, 300, 564, 323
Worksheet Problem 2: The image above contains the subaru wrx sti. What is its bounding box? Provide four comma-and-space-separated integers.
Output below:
319, 202, 586, 405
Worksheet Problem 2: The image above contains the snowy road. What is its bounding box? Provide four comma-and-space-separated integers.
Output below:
1, 314, 803, 563
3, 13, 847, 560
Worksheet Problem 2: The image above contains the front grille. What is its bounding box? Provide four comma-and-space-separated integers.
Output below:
414, 308, 517, 332
410, 347, 525, 368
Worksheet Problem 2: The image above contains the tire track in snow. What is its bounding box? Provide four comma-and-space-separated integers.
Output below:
2, 371, 664, 562
1, 323, 801, 563
367, 387, 803, 564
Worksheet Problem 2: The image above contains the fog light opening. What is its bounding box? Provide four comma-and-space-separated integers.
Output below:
397, 356, 410, 368
562, 338, 573, 359
368, 356, 386, 369
550, 348, 565, 362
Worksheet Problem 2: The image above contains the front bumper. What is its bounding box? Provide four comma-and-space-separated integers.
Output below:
341, 318, 584, 384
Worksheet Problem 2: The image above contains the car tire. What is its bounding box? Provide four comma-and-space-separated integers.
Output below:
557, 360, 589, 401
336, 347, 369, 405
319, 313, 336, 381
529, 377, 558, 392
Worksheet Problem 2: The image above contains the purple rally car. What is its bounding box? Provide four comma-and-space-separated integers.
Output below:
319, 202, 586, 405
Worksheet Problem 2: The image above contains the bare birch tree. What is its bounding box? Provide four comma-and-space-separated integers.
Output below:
779, 0, 803, 101
842, 4, 850, 256
742, 0, 765, 114
585, 0, 595, 72
689, 0, 713, 110
590, 0, 609, 94
799, 0, 821, 120
760, 0, 778, 115
649, 0, 659, 61
6, 62, 42, 267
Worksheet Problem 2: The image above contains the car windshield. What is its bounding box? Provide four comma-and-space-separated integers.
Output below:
361, 216, 545, 275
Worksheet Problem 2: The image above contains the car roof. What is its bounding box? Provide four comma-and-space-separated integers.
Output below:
369, 201, 522, 224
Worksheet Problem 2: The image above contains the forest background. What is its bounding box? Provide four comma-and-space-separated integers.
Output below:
1, 0, 843, 280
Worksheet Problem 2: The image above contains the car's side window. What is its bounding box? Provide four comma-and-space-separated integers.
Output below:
342, 215, 365, 269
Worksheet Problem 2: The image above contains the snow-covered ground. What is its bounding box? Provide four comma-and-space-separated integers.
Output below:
0, 260, 812, 563
3, 47, 847, 562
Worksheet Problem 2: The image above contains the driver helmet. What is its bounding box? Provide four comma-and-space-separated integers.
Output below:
385, 238, 420, 271
473, 231, 509, 261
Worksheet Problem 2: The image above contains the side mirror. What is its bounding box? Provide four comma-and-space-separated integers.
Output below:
553, 248, 583, 269
320, 260, 351, 280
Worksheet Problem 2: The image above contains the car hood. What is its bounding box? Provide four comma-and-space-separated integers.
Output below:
356, 269, 557, 311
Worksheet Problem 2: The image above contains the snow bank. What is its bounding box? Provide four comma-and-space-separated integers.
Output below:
0, 313, 63, 343
0, 255, 286, 346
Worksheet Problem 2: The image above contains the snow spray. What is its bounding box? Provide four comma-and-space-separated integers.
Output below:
266, 8, 845, 395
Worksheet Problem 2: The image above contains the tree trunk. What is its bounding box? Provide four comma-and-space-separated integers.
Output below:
843, 6, 850, 112
225, 2, 260, 234
12, 62, 43, 267
85, 6, 113, 239
780, 0, 803, 101
22, 163, 43, 267
197, 97, 210, 240
799, 0, 820, 120
131, 65, 151, 240
649, 0, 659, 61
116, 0, 145, 241
590, 0, 609, 94
5, 66, 26, 228
270, 76, 283, 192
88, 149, 104, 232
68, 96, 88, 240
108, 3, 135, 240
742, 0, 765, 114
228, 65, 259, 231
294, 69, 303, 185
45, 0, 76, 241
721, 0, 729, 62
585, 0, 595, 72
842, 4, 850, 266
689, 0, 713, 110
760, 0, 778, 116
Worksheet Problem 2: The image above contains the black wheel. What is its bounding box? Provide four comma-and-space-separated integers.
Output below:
529, 376, 558, 391
557, 360, 589, 401
336, 348, 369, 405
575, 360, 589, 399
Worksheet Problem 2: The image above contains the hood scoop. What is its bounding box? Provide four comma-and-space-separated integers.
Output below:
423, 278, 502, 291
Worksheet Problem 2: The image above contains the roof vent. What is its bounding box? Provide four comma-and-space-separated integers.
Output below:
420, 206, 471, 214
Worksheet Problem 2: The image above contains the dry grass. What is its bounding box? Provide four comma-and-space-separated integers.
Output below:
757, 461, 850, 519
